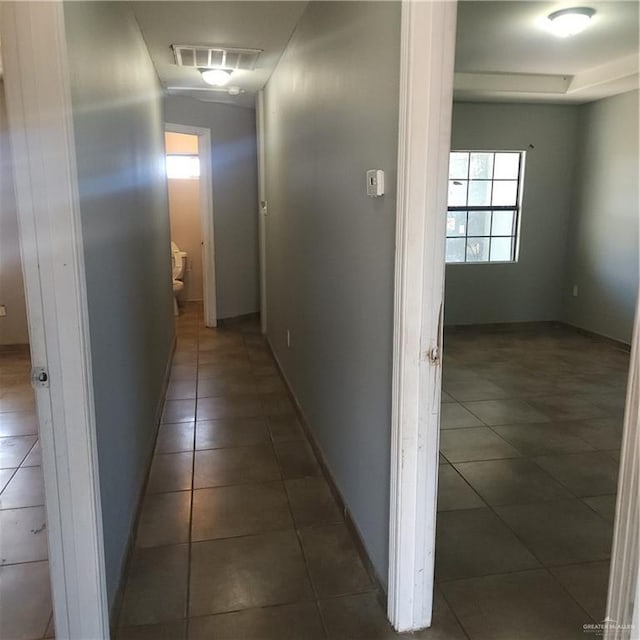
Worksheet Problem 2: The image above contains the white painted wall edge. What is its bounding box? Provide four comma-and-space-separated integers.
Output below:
606, 291, 640, 640
165, 122, 217, 327
256, 90, 268, 335
388, 0, 457, 632
1, 2, 109, 638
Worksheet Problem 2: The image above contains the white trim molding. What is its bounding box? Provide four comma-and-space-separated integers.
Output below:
388, 0, 457, 632
256, 90, 268, 335
164, 122, 217, 327
1, 2, 109, 638
606, 292, 640, 640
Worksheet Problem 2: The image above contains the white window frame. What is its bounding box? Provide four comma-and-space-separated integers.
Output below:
446, 150, 525, 265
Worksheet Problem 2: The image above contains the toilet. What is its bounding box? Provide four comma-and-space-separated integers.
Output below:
171, 241, 188, 316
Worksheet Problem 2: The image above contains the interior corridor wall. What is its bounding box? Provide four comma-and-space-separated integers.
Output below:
563, 90, 639, 344
0, 81, 29, 345
263, 1, 401, 585
163, 97, 259, 319
63, 1, 174, 605
445, 102, 579, 325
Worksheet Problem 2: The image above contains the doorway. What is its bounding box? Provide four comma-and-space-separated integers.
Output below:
164, 124, 217, 327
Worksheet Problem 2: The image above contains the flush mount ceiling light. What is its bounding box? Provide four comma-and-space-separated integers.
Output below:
547, 7, 596, 37
201, 69, 232, 86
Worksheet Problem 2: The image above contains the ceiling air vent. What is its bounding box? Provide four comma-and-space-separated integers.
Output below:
172, 45, 262, 71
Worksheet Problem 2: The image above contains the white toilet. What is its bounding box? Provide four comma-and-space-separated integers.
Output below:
171, 241, 188, 316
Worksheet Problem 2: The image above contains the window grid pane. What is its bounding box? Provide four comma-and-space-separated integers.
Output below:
446, 150, 523, 264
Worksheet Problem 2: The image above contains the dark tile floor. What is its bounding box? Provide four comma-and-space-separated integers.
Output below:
119, 304, 464, 639
118, 310, 628, 639
1, 312, 628, 639
438, 323, 628, 639
0, 345, 53, 640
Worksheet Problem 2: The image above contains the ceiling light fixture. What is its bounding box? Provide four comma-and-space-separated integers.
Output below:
201, 69, 232, 86
547, 7, 596, 37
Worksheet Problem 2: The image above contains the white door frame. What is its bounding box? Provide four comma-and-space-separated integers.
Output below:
388, 0, 457, 631
389, 2, 640, 634
1, 2, 109, 638
165, 123, 217, 327
256, 91, 268, 335
605, 293, 640, 640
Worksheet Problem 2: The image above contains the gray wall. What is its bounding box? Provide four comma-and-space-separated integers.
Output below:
63, 1, 174, 605
263, 1, 401, 584
0, 81, 29, 345
563, 90, 639, 343
445, 102, 579, 325
163, 97, 259, 319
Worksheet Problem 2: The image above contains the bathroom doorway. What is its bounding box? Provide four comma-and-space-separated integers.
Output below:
165, 124, 217, 326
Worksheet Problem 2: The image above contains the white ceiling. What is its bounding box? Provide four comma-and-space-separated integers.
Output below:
455, 1, 639, 103
131, 1, 638, 107
130, 1, 307, 108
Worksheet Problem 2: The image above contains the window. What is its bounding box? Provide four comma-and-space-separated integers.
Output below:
446, 151, 525, 263
166, 154, 200, 179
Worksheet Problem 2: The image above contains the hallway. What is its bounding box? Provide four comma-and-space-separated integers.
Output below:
117, 304, 464, 639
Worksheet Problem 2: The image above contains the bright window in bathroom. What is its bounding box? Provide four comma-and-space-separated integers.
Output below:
166, 154, 200, 180
446, 151, 525, 264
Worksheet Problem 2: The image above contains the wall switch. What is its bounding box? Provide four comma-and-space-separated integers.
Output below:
366, 169, 385, 197
0, 305, 6, 317
572, 285, 579, 297
286, 329, 291, 348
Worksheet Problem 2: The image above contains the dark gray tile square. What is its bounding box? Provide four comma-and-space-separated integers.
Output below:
257, 376, 289, 395
190, 530, 313, 616
192, 482, 293, 541
440, 404, 484, 429
161, 399, 196, 424
136, 491, 191, 548
117, 620, 186, 640
189, 602, 325, 640
435, 508, 539, 581
285, 477, 342, 527
268, 415, 305, 442
0, 506, 48, 564
439, 428, 521, 463
261, 393, 296, 417
566, 417, 624, 450
299, 524, 372, 597
445, 378, 511, 402
274, 441, 321, 479
0, 561, 51, 640
495, 499, 613, 565
437, 465, 484, 511
527, 395, 608, 421
197, 375, 257, 398
196, 395, 264, 420
194, 446, 280, 488
147, 452, 193, 494
155, 423, 194, 454
440, 569, 590, 639
320, 590, 468, 640
165, 380, 196, 401
454, 458, 572, 506
195, 418, 270, 450
462, 399, 550, 425
583, 495, 617, 522
492, 422, 595, 455
533, 452, 619, 497
550, 561, 610, 621
119, 544, 188, 626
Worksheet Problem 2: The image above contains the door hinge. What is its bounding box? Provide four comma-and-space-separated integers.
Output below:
31, 367, 50, 388
427, 346, 441, 366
